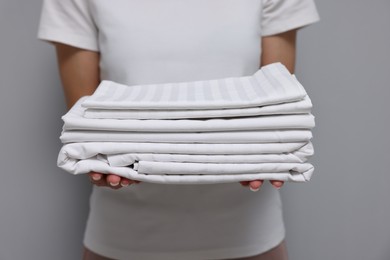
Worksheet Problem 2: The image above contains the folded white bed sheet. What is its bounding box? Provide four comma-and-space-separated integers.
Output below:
81, 62, 307, 110
105, 148, 313, 167
63, 97, 315, 132
60, 129, 312, 144
58, 142, 314, 184
84, 93, 312, 120
60, 142, 311, 156
133, 161, 313, 176
59, 158, 313, 184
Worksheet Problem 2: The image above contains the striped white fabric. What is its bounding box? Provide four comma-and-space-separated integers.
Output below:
84, 95, 312, 119
82, 62, 307, 111
62, 97, 315, 133
57, 62, 315, 184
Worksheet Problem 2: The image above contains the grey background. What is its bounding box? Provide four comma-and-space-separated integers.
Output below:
0, 0, 389, 259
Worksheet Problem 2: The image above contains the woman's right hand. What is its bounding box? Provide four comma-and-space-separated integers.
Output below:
88, 172, 141, 189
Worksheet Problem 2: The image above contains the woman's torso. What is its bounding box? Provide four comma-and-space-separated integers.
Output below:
83, 1, 285, 259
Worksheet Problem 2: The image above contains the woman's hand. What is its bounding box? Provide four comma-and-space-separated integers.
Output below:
240, 180, 284, 192
88, 171, 283, 191
88, 172, 141, 190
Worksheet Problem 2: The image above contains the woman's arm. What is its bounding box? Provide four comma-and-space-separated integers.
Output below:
261, 29, 297, 73
55, 43, 137, 189
241, 29, 297, 192
55, 43, 100, 109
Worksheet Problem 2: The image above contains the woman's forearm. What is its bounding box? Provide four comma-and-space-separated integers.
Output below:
54, 43, 100, 110
261, 29, 297, 73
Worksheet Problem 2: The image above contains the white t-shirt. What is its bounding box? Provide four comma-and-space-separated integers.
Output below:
38, 1, 319, 259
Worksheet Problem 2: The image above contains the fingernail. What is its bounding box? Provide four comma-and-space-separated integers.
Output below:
120, 182, 129, 187
92, 175, 101, 181
250, 187, 260, 192
109, 182, 119, 187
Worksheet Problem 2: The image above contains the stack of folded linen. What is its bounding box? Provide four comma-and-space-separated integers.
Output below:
57, 62, 315, 184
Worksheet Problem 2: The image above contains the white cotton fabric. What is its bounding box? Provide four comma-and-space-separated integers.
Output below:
82, 62, 306, 110
63, 96, 315, 133
134, 161, 313, 176
105, 148, 313, 166
38, 0, 319, 259
84, 94, 312, 119
59, 160, 313, 184
58, 141, 314, 184
60, 129, 313, 144
58, 63, 315, 185
60, 141, 310, 156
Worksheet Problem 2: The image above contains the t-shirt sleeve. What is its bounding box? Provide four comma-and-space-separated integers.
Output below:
37, 0, 98, 51
261, 0, 320, 36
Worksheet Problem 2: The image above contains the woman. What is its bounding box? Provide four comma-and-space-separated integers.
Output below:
38, 1, 319, 259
